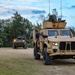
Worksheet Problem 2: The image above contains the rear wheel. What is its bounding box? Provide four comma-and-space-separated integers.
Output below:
34, 46, 40, 60
43, 48, 52, 65
0, 45, 2, 48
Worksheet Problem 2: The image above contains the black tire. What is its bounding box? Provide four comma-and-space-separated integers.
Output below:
23, 44, 27, 49
0, 46, 1, 48
43, 48, 52, 65
34, 46, 40, 60
13, 44, 17, 49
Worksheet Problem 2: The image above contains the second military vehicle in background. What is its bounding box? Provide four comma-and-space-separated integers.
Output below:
13, 36, 27, 49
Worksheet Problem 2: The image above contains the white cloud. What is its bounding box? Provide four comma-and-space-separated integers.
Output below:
1, 0, 39, 6
0, 0, 75, 26
0, 4, 46, 14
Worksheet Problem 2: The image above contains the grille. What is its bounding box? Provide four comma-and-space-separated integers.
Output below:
59, 42, 75, 51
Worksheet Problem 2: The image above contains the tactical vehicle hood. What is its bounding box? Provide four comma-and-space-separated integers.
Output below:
48, 36, 75, 42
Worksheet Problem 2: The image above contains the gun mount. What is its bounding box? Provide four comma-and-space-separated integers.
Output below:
43, 15, 66, 29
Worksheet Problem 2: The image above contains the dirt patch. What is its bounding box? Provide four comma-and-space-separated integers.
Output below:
0, 48, 33, 56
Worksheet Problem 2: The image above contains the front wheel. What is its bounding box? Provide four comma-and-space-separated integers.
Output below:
23, 44, 27, 49
34, 46, 40, 60
13, 44, 17, 49
43, 48, 52, 65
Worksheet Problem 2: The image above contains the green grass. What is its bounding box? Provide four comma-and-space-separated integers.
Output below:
0, 56, 49, 75
0, 54, 75, 75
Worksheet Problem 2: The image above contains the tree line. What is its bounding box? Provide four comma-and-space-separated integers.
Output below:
0, 11, 75, 47
0, 12, 42, 47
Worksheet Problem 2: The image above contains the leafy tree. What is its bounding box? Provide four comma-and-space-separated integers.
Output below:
0, 11, 34, 47
34, 22, 42, 30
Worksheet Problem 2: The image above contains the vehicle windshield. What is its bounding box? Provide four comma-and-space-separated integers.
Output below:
60, 30, 71, 36
17, 37, 21, 40
48, 30, 58, 36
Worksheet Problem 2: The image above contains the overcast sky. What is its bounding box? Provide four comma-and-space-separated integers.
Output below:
0, 0, 75, 27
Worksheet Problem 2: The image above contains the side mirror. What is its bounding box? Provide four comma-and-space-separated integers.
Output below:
42, 34, 48, 38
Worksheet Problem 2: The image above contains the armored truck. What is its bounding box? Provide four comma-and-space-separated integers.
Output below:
32, 15, 75, 65
13, 36, 27, 49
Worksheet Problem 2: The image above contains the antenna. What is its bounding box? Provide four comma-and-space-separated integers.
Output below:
49, 0, 50, 15
60, 0, 62, 19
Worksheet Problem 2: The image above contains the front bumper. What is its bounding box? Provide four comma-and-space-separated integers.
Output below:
13, 42, 24, 46
49, 51, 75, 56
47, 48, 75, 56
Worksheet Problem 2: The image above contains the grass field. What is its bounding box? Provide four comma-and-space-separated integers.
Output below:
0, 57, 42, 75
0, 48, 49, 75
0, 48, 75, 75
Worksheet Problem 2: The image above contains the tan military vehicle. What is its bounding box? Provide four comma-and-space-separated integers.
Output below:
32, 15, 75, 65
13, 36, 27, 49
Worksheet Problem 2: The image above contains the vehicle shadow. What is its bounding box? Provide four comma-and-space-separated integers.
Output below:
12, 47, 27, 50
51, 59, 75, 66
39, 58, 75, 66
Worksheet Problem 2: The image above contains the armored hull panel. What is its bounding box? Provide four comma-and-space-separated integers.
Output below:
43, 21, 67, 29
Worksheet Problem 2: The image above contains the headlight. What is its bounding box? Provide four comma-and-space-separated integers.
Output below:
55, 43, 58, 46
52, 42, 58, 46
13, 39, 16, 42
23, 40, 25, 42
